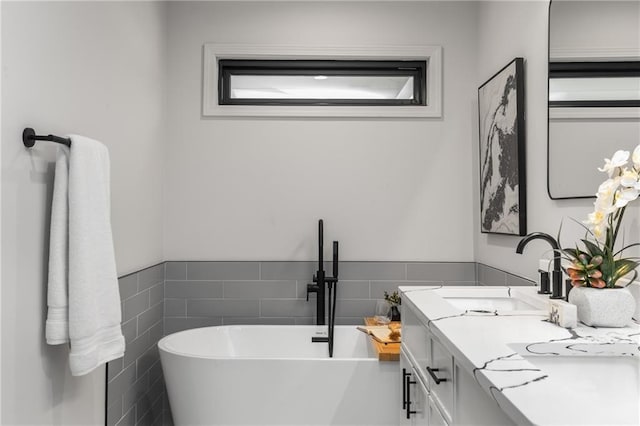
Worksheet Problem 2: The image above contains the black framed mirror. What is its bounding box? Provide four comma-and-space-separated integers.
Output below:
547, 0, 640, 199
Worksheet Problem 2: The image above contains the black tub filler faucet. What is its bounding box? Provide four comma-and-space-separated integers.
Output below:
306, 219, 339, 356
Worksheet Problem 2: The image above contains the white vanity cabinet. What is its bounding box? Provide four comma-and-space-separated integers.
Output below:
400, 302, 449, 425
401, 298, 515, 426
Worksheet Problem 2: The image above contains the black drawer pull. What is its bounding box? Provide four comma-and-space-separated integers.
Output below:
405, 375, 417, 419
426, 366, 447, 385
402, 368, 411, 409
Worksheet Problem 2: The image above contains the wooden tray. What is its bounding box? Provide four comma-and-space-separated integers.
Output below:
363, 317, 400, 361
357, 326, 401, 344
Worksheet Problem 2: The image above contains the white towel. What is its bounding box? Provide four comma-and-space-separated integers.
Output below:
46, 146, 70, 344
46, 135, 125, 376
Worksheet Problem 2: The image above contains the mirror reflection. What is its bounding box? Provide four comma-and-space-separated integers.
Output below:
548, 0, 640, 199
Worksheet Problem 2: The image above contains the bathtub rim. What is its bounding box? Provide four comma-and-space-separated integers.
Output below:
157, 324, 379, 361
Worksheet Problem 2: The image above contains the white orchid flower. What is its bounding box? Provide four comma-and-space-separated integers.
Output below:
615, 187, 639, 208
577, 146, 640, 283
583, 209, 607, 228
598, 150, 629, 177
620, 168, 639, 188
632, 144, 640, 169
595, 177, 620, 204
591, 222, 607, 242
593, 200, 617, 217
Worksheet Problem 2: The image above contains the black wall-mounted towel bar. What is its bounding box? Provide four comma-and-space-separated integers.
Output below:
22, 128, 71, 148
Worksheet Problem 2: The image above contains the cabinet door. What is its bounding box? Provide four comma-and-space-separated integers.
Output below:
409, 372, 429, 426
428, 396, 449, 426
399, 351, 412, 426
428, 337, 454, 423
454, 361, 515, 426
400, 351, 429, 425
402, 302, 431, 386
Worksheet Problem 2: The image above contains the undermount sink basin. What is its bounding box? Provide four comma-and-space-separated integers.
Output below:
444, 296, 538, 311
524, 356, 640, 424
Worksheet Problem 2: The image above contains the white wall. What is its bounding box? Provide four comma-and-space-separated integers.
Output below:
474, 0, 640, 282
1, 1, 167, 424
164, 0, 479, 262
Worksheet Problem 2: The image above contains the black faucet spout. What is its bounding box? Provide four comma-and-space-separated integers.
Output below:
516, 232, 561, 271
516, 232, 563, 298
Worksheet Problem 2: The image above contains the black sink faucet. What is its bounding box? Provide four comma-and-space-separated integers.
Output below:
516, 232, 563, 299
306, 219, 339, 357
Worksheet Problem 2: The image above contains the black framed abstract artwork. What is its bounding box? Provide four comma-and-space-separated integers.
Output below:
478, 57, 526, 236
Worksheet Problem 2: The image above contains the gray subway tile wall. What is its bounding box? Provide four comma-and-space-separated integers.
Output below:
165, 281, 223, 299
407, 262, 476, 281
162, 261, 534, 330
106, 260, 535, 426
223, 280, 297, 299
337, 262, 406, 280
164, 317, 221, 335
477, 263, 508, 286
259, 261, 317, 280
187, 299, 260, 317
506, 271, 536, 287
164, 262, 186, 280
107, 264, 165, 426
476, 263, 536, 287
162, 261, 491, 329
186, 261, 260, 280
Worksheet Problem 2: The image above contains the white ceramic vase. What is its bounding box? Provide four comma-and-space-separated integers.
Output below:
568, 286, 636, 327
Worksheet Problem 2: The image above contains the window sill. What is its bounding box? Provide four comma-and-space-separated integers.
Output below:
203, 104, 441, 118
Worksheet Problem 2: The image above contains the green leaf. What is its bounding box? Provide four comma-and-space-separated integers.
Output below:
561, 248, 577, 258
610, 259, 640, 286
561, 247, 589, 260
581, 239, 604, 257
556, 220, 564, 247
613, 259, 639, 273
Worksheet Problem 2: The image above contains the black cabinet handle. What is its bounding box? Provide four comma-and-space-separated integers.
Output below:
405, 373, 417, 419
426, 366, 447, 385
402, 368, 411, 409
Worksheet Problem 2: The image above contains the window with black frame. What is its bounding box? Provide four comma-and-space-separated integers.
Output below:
218, 60, 427, 106
548, 61, 640, 108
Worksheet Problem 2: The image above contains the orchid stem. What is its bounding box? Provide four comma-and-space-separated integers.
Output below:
612, 206, 626, 253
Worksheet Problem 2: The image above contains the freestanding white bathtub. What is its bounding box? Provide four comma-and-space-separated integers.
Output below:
158, 325, 400, 426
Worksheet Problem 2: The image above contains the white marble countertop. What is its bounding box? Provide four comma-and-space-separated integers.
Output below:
399, 285, 640, 426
